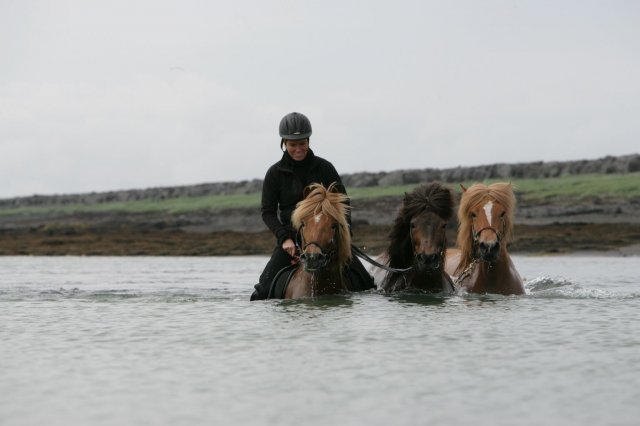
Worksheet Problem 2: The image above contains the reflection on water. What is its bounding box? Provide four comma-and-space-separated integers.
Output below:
277, 294, 356, 311
383, 292, 451, 306
1, 255, 639, 426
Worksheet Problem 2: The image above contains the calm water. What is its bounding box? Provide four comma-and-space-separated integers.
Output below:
1, 255, 639, 426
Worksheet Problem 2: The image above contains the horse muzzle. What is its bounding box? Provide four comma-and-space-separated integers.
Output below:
300, 252, 330, 272
415, 253, 442, 271
477, 241, 500, 262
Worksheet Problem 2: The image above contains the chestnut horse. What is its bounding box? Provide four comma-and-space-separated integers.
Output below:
445, 183, 524, 295
380, 182, 456, 294
270, 183, 353, 299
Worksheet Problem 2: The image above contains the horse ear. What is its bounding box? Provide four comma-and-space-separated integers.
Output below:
328, 182, 341, 194
460, 184, 467, 193
303, 185, 314, 199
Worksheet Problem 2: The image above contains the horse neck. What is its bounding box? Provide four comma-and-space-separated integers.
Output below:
384, 261, 450, 293
471, 249, 521, 294
476, 250, 510, 275
301, 260, 346, 296
407, 266, 450, 292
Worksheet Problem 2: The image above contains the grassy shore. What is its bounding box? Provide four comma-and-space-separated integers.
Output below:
2, 172, 639, 217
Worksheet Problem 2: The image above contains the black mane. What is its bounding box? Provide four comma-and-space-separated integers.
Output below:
387, 182, 454, 270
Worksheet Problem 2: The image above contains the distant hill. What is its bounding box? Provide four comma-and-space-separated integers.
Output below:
1, 153, 639, 209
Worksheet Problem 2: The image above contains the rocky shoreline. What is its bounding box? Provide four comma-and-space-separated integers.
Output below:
2, 222, 640, 257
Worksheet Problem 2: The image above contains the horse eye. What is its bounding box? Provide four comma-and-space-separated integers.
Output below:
500, 212, 506, 218
471, 212, 476, 219
410, 223, 416, 229
331, 223, 338, 229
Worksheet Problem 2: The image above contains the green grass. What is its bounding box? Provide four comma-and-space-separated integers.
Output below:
0, 192, 262, 217
350, 172, 640, 203
504, 173, 640, 203
2, 172, 638, 217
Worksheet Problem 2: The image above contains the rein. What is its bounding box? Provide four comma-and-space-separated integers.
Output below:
351, 244, 414, 274
454, 259, 478, 286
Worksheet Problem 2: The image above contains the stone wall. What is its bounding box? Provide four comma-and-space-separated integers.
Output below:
2, 154, 638, 208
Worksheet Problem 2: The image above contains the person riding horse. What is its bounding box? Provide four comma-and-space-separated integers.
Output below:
250, 112, 374, 300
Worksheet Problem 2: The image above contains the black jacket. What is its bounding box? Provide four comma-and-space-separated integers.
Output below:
261, 149, 348, 246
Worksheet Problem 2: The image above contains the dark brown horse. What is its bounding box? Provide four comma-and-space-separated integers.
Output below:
379, 182, 456, 294
274, 183, 353, 299
445, 182, 525, 295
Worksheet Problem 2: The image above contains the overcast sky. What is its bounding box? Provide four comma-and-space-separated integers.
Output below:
1, 0, 638, 198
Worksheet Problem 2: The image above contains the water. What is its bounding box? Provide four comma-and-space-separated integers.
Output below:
1, 255, 639, 426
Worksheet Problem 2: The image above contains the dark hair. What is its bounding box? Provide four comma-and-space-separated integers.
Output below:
387, 182, 454, 268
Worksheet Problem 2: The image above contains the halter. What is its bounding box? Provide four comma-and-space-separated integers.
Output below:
455, 219, 506, 286
297, 222, 340, 271
472, 224, 503, 243
466, 214, 507, 268
410, 223, 447, 270
356, 218, 448, 275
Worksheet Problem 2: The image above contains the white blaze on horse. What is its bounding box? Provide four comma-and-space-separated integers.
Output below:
445, 182, 525, 295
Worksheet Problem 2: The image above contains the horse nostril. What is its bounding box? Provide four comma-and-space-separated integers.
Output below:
490, 242, 500, 255
478, 241, 499, 259
416, 253, 440, 268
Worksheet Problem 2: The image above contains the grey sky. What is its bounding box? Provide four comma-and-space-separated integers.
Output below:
1, 0, 638, 198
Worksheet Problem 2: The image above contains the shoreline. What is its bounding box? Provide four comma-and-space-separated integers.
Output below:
2, 223, 639, 257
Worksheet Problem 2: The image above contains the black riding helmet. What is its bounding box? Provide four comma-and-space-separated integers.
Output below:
279, 112, 312, 149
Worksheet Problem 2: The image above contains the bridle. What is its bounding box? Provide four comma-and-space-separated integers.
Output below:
455, 220, 506, 286
471, 216, 506, 250
354, 216, 448, 274
296, 222, 340, 270
409, 222, 447, 270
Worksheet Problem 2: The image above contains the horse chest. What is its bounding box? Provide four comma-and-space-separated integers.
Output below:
463, 259, 524, 295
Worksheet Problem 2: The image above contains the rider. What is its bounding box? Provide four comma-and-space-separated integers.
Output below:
250, 112, 374, 300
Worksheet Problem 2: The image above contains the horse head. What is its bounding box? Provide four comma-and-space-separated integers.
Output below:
410, 209, 448, 271
388, 182, 454, 273
457, 183, 515, 265
298, 213, 341, 272
292, 183, 351, 273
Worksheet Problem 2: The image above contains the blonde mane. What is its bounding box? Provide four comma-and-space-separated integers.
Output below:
291, 182, 352, 268
455, 182, 516, 274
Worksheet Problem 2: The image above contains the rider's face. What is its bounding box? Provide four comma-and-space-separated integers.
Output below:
285, 139, 309, 161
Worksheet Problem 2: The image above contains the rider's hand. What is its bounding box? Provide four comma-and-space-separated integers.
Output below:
282, 238, 297, 257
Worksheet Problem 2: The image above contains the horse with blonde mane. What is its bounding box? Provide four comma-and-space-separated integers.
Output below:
267, 183, 356, 299
445, 182, 524, 295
